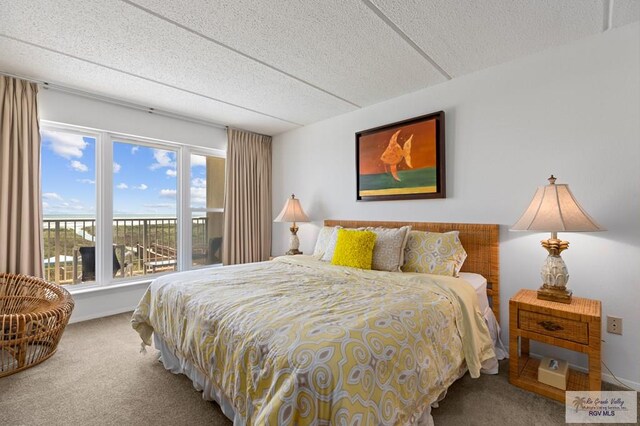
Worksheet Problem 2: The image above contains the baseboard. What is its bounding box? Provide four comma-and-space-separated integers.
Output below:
69, 306, 136, 324
601, 372, 640, 391
529, 351, 640, 391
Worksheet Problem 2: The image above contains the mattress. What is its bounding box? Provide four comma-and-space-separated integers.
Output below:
132, 255, 497, 425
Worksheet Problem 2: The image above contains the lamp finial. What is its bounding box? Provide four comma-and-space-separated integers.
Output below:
548, 175, 557, 185
290, 193, 295, 199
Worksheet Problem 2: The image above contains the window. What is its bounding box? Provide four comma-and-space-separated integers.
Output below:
190, 154, 225, 266
113, 141, 178, 279
41, 128, 97, 285
40, 122, 225, 287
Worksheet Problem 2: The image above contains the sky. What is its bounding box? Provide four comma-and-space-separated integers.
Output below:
41, 130, 208, 217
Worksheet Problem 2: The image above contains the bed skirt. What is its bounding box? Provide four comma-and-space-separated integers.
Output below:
154, 334, 242, 424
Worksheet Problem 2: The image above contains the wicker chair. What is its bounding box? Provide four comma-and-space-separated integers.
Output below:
0, 273, 74, 377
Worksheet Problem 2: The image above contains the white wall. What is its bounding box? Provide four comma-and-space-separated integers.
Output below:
38, 89, 227, 323
272, 24, 640, 387
39, 89, 227, 150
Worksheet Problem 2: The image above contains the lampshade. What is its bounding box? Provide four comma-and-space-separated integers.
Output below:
274, 194, 310, 223
511, 176, 604, 232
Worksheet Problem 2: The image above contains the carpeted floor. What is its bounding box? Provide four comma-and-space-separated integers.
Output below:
0, 312, 631, 425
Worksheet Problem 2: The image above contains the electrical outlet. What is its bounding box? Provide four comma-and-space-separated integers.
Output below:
607, 316, 622, 335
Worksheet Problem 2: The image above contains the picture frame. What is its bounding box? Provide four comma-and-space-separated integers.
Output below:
356, 111, 445, 201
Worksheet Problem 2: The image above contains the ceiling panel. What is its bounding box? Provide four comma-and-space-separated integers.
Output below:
129, 0, 447, 107
370, 0, 605, 78
0, 0, 636, 136
0, 37, 297, 135
0, 0, 355, 126
612, 0, 640, 28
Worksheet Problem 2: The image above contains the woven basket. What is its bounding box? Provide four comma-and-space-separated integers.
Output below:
0, 273, 74, 377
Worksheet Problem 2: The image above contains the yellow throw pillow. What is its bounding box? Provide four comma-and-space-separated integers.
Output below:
331, 229, 377, 270
401, 230, 467, 276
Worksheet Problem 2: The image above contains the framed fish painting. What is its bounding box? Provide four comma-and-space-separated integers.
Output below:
356, 111, 445, 201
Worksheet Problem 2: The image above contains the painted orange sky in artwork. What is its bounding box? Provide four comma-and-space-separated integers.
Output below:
359, 119, 437, 175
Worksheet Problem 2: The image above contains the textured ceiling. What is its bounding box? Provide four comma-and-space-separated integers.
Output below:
0, 0, 637, 135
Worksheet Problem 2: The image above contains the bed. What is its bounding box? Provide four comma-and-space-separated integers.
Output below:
132, 220, 503, 425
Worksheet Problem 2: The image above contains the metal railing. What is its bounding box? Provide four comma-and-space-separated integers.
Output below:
43, 217, 213, 285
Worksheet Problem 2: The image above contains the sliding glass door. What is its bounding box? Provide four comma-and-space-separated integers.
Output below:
190, 153, 225, 267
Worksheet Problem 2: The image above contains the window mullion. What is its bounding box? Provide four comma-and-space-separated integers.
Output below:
96, 132, 114, 285
178, 147, 191, 271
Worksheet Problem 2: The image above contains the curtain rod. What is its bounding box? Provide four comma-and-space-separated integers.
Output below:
1, 71, 228, 130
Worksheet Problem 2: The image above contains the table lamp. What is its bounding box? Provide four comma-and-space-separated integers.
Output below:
274, 194, 310, 255
511, 175, 604, 303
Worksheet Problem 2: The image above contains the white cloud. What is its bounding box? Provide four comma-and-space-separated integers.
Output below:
70, 160, 88, 172
44, 201, 95, 214
191, 155, 206, 167
42, 130, 88, 159
190, 178, 208, 205
58, 201, 84, 211
191, 177, 206, 188
150, 149, 176, 170
131, 146, 139, 154
143, 203, 175, 209
113, 162, 121, 173
116, 183, 128, 189
191, 187, 206, 206
76, 178, 95, 185
166, 169, 177, 177
159, 189, 177, 198
133, 184, 148, 190
43, 192, 63, 201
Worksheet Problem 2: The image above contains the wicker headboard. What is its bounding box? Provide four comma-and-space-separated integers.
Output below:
324, 220, 500, 325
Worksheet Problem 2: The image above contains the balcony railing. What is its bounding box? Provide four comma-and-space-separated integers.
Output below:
43, 217, 216, 285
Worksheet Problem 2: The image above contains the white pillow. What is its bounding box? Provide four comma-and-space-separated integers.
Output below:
313, 226, 341, 257
320, 227, 342, 261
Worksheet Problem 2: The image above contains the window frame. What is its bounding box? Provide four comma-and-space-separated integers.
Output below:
40, 120, 226, 290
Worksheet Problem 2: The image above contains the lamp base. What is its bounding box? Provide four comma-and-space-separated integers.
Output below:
537, 285, 572, 304
286, 225, 302, 255
537, 236, 572, 304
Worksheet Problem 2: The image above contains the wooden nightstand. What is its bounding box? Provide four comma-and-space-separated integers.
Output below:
509, 289, 601, 402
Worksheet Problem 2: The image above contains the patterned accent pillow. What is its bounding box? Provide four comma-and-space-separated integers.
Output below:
364, 226, 411, 272
320, 227, 342, 261
331, 229, 377, 270
401, 230, 467, 277
313, 226, 341, 257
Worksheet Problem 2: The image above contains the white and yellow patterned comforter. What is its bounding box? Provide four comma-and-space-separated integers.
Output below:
132, 256, 495, 425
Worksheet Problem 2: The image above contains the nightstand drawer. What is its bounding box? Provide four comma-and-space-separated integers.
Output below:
518, 309, 588, 344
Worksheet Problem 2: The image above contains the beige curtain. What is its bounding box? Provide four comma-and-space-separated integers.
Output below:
223, 128, 272, 265
0, 76, 43, 277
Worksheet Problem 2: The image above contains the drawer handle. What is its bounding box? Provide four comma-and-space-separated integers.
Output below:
538, 320, 564, 331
